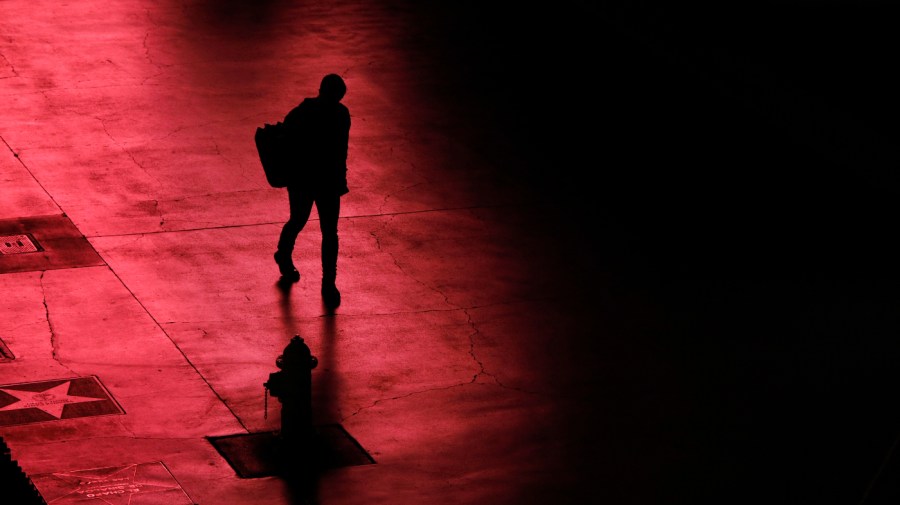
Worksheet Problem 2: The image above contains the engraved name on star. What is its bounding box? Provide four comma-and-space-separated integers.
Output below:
0, 381, 102, 418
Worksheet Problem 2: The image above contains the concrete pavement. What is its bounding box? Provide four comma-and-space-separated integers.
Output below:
0, 2, 609, 504
3, 2, 900, 504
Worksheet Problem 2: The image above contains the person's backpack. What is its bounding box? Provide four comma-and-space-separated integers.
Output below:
254, 121, 293, 188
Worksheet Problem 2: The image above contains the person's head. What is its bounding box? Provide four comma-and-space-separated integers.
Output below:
319, 73, 346, 102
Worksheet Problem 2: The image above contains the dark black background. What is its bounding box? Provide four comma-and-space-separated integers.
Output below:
416, 2, 900, 503
420, 1, 899, 271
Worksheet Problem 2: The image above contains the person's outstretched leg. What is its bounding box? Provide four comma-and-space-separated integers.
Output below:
276, 188, 314, 281
317, 195, 341, 307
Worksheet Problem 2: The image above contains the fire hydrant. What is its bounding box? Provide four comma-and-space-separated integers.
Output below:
264, 335, 318, 450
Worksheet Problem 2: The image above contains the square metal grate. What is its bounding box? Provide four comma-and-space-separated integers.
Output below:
0, 233, 42, 255
209, 424, 375, 478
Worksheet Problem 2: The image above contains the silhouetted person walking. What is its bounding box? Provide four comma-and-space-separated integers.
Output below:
275, 74, 350, 308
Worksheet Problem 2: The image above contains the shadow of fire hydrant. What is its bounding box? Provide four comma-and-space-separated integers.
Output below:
264, 335, 319, 469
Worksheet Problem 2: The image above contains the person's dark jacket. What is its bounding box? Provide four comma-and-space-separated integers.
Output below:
284, 96, 350, 196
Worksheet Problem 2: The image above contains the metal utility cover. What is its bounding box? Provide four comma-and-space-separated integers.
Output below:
0, 215, 104, 274
0, 233, 41, 255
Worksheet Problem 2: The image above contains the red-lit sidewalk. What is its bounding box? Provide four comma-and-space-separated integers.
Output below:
0, 2, 609, 504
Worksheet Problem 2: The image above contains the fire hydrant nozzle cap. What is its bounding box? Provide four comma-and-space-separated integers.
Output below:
277, 335, 318, 369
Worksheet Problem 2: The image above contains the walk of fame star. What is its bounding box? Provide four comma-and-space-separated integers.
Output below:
0, 380, 103, 418
30, 462, 194, 505
0, 376, 123, 426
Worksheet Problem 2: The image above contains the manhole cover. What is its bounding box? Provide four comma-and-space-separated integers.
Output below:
0, 233, 42, 255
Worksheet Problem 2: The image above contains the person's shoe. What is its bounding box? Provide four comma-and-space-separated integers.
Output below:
274, 251, 300, 282
321, 282, 341, 308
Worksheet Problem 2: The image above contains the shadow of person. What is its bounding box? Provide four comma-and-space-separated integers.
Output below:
280, 457, 319, 505
313, 314, 340, 427
269, 334, 320, 504
291, 313, 340, 504
274, 308, 342, 504
276, 276, 296, 294
276, 277, 298, 334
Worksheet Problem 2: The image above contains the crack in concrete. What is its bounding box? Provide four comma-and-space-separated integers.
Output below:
337, 296, 536, 422
141, 30, 155, 67
369, 219, 456, 309
0, 51, 19, 77
98, 119, 146, 170
368, 216, 392, 252
458, 306, 540, 398
342, 382, 467, 420
378, 178, 425, 214
39, 271, 75, 374
138, 12, 171, 84
151, 199, 165, 227
342, 375, 538, 422
92, 117, 167, 228
212, 139, 255, 186
40, 271, 59, 359
461, 307, 500, 385
101, 57, 142, 84
366, 220, 538, 394
101, 263, 251, 434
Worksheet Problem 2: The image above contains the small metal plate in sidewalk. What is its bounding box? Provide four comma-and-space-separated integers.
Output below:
209, 424, 375, 478
0, 233, 42, 255
0, 215, 104, 274
30, 461, 194, 504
